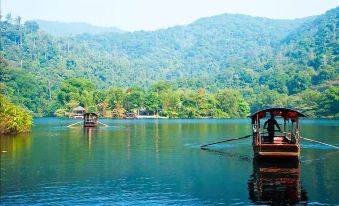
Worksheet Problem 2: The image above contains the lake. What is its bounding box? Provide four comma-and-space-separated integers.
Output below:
1, 118, 338, 205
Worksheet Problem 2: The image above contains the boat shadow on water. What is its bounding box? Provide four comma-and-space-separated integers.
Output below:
201, 147, 252, 162
248, 158, 308, 205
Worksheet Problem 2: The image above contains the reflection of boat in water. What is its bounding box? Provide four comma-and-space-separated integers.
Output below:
248, 158, 308, 205
83, 127, 98, 149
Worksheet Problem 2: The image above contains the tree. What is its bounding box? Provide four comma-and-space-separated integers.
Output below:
144, 92, 161, 115
290, 90, 322, 118
57, 78, 96, 110
320, 86, 339, 118
15, 16, 22, 25
215, 89, 249, 118
24, 21, 39, 33
250, 90, 289, 112
107, 88, 125, 109
160, 90, 180, 118
124, 87, 144, 113
286, 70, 314, 95
151, 80, 171, 93
112, 103, 125, 118
312, 65, 337, 84
179, 90, 198, 118
5, 14, 12, 23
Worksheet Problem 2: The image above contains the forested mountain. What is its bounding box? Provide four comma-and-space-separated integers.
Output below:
281, 7, 338, 90
73, 14, 309, 88
1, 12, 314, 89
0, 7, 338, 118
36, 20, 124, 36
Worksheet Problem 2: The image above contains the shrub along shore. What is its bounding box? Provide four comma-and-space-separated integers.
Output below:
0, 95, 32, 135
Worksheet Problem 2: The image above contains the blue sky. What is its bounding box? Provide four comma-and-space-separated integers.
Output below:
2, 0, 339, 31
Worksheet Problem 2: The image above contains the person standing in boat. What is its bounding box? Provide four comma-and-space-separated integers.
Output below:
264, 114, 281, 143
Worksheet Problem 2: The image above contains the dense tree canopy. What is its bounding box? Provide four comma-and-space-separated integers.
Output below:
0, 7, 338, 118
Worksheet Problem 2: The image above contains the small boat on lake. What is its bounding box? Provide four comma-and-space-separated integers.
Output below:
83, 112, 98, 127
250, 108, 306, 159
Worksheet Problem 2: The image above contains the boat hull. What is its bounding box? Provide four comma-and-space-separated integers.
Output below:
84, 123, 97, 127
254, 144, 300, 159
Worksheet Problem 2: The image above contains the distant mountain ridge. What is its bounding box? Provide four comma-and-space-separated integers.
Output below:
1, 7, 338, 91
35, 20, 124, 36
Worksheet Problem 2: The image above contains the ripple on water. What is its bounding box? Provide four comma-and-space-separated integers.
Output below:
1, 178, 211, 205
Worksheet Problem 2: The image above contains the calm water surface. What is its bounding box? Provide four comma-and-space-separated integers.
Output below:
1, 118, 338, 205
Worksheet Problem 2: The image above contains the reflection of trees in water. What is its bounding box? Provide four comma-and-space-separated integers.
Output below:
0, 133, 32, 158
248, 158, 308, 205
155, 122, 159, 160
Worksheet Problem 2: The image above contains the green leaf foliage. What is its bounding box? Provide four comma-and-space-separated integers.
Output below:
0, 95, 32, 134
0, 7, 338, 119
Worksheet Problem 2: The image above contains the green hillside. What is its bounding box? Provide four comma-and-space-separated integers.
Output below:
0, 8, 338, 118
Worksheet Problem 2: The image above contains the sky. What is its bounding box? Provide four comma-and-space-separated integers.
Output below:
2, 0, 339, 31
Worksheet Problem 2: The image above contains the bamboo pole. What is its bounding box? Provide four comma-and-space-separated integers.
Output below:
201, 134, 252, 148
98, 121, 109, 127
300, 137, 339, 149
67, 121, 83, 127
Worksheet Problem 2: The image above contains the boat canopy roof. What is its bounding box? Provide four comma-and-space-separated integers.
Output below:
249, 107, 306, 119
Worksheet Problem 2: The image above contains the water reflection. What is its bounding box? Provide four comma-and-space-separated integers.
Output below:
248, 158, 308, 205
1, 119, 337, 205
155, 122, 160, 160
83, 127, 97, 149
126, 126, 130, 160
0, 133, 32, 158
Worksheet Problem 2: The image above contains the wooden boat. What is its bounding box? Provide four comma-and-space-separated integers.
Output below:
83, 112, 98, 127
250, 108, 306, 159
